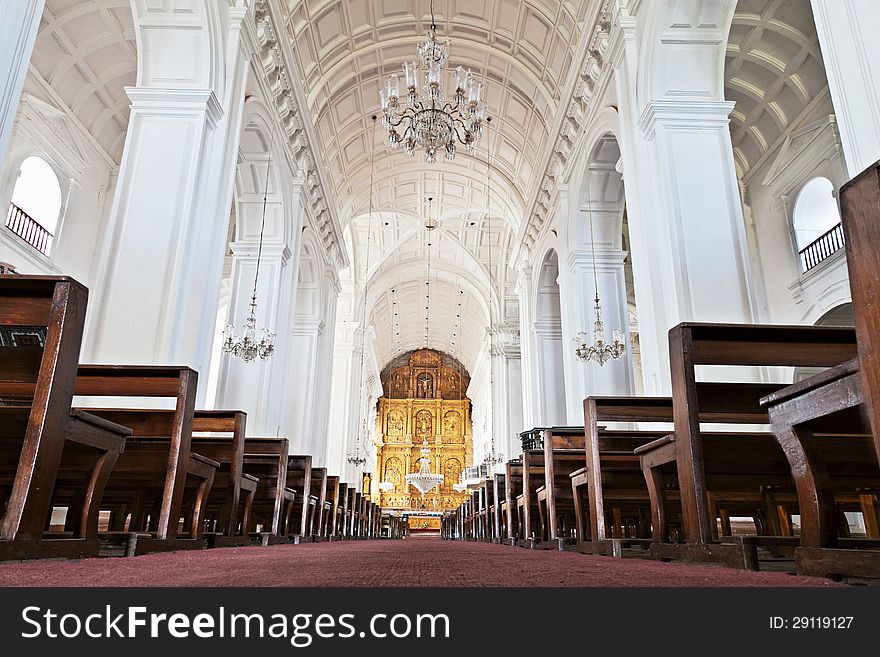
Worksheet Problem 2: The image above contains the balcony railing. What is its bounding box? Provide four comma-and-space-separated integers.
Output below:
5, 203, 53, 255
799, 222, 844, 273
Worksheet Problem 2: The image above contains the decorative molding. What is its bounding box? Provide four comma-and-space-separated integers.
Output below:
514, 0, 615, 257
251, 0, 347, 270
566, 247, 628, 273
15, 93, 89, 179
760, 115, 842, 191
637, 100, 736, 140
125, 86, 224, 128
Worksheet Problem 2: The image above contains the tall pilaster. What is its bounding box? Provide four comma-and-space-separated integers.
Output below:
620, 100, 755, 391
488, 325, 523, 465
811, 0, 880, 176
86, 7, 250, 390
0, 0, 43, 165
515, 263, 537, 430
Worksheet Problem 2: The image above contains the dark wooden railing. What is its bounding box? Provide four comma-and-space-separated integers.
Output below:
799, 222, 844, 273
5, 203, 52, 255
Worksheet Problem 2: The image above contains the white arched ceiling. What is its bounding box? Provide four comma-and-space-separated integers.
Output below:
282, 0, 591, 222
725, 0, 831, 174
31, 0, 137, 163
368, 263, 490, 373
281, 1, 590, 372
354, 209, 506, 371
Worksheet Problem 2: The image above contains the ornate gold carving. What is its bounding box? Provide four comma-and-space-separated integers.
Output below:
375, 349, 473, 514
387, 410, 405, 437
415, 372, 434, 398
415, 409, 433, 438
443, 410, 462, 438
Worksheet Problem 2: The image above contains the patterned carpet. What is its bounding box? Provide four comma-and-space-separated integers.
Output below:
0, 538, 841, 587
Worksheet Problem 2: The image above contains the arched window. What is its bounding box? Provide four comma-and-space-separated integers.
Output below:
5, 156, 63, 255
792, 177, 843, 272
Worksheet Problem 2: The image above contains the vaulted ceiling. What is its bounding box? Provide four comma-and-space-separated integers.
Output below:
725, 0, 831, 175
30, 0, 136, 164
281, 0, 593, 372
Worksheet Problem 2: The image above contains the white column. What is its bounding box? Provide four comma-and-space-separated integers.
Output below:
325, 320, 373, 481
217, 179, 304, 435
515, 263, 537, 430
85, 6, 249, 389
286, 317, 325, 453
218, 242, 290, 435
562, 248, 633, 412
532, 318, 566, 426
811, 0, 880, 176
312, 267, 341, 465
624, 101, 755, 391
0, 0, 43, 165
488, 326, 523, 464
87, 87, 225, 370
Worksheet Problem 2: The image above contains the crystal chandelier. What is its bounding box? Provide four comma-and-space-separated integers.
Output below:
379, 0, 487, 163
222, 128, 276, 363
347, 419, 369, 467
406, 438, 445, 494
573, 164, 625, 367
574, 297, 626, 365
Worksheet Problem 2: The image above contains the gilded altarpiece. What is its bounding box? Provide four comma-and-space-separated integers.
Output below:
374, 349, 473, 524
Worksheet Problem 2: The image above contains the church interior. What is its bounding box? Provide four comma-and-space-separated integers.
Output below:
1, 0, 880, 588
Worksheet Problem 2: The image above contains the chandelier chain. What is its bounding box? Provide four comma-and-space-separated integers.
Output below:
251, 123, 274, 307
349, 117, 378, 468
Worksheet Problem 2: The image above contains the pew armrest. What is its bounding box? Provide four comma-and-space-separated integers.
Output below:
759, 358, 860, 407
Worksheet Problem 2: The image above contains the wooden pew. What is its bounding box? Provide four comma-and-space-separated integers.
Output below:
503, 459, 523, 546
469, 488, 481, 540
575, 397, 693, 557
532, 427, 588, 549
637, 323, 858, 568
345, 487, 356, 539
331, 480, 348, 540
92, 408, 255, 548
321, 474, 340, 540
759, 162, 880, 578
0, 276, 131, 560
351, 489, 364, 539
72, 365, 221, 555
517, 448, 545, 547
286, 455, 313, 542
242, 437, 295, 544
309, 466, 327, 539
190, 410, 255, 547
479, 478, 496, 542
492, 473, 506, 543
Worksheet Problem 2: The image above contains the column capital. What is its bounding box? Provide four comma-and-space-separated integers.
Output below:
125, 86, 224, 128
228, 241, 290, 262
566, 247, 628, 273
637, 100, 736, 139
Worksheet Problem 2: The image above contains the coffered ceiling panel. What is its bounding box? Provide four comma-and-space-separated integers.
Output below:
31, 0, 137, 163
725, 0, 831, 174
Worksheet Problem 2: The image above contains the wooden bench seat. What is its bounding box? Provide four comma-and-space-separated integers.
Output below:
241, 437, 295, 544
70, 365, 221, 556
503, 459, 523, 546
309, 467, 327, 540
491, 473, 506, 543
649, 321, 860, 569
0, 276, 131, 561
534, 427, 589, 550
761, 357, 880, 577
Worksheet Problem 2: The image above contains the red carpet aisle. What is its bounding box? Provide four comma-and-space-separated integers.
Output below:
0, 539, 839, 587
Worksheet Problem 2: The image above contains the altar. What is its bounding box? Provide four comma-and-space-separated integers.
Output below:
372, 349, 473, 512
